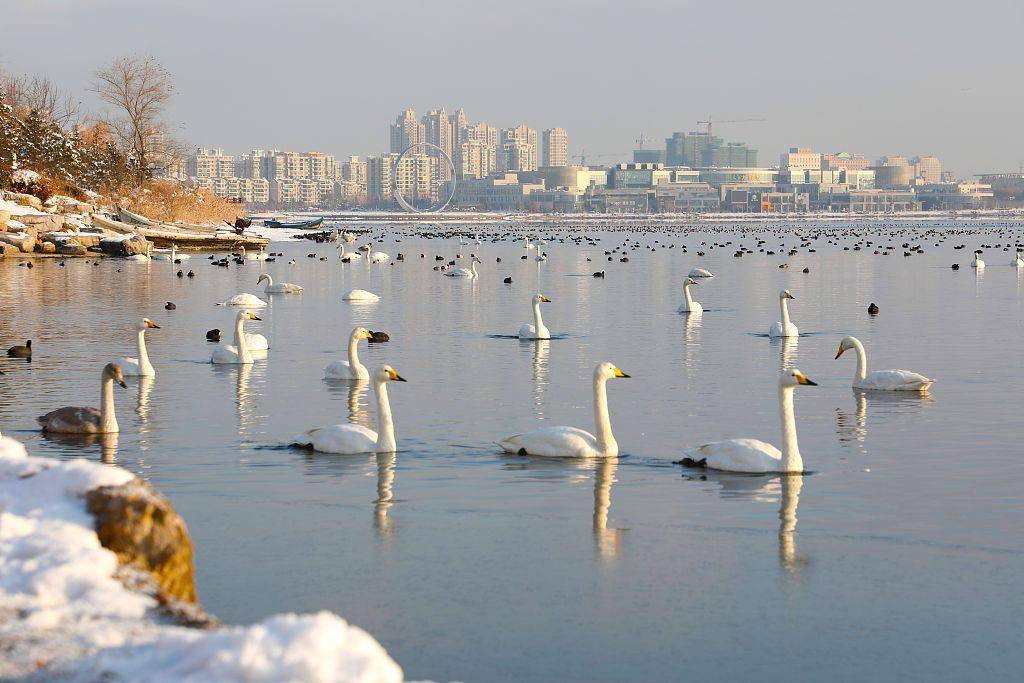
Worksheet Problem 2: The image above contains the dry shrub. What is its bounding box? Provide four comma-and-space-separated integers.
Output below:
118, 180, 239, 225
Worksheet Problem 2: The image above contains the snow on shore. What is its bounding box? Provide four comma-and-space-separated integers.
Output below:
0, 435, 403, 682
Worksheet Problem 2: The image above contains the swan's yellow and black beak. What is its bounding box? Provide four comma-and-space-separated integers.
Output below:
540, 295, 551, 302
146, 320, 161, 329
785, 291, 796, 300
248, 313, 261, 321
795, 371, 817, 386
613, 367, 630, 378
387, 369, 407, 382
834, 345, 846, 360
362, 330, 374, 340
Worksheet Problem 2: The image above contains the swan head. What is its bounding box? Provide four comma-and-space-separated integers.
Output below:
835, 336, 860, 359
780, 289, 795, 300
104, 362, 128, 388
781, 368, 817, 388
376, 365, 407, 383
595, 362, 630, 381
257, 274, 270, 285
533, 294, 551, 304
352, 326, 373, 341
472, 256, 482, 264
685, 278, 699, 286
238, 310, 261, 322
138, 318, 161, 330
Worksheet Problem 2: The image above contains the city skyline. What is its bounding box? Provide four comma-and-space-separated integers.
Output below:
2, 0, 1022, 176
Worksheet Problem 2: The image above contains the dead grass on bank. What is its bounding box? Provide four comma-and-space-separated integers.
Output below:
116, 180, 240, 225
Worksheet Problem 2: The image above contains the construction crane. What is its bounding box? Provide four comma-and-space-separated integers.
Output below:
696, 117, 766, 142
572, 150, 629, 166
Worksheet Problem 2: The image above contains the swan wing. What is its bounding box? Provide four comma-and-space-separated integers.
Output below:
499, 426, 600, 458
294, 424, 378, 454
324, 360, 368, 380
211, 345, 243, 364
342, 289, 379, 301
222, 293, 267, 307
37, 406, 102, 433
118, 357, 143, 375
683, 438, 782, 473
768, 322, 798, 338
517, 323, 537, 338
860, 369, 933, 391
243, 333, 269, 351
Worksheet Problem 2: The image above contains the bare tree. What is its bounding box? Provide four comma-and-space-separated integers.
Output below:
91, 55, 174, 185
0, 71, 79, 128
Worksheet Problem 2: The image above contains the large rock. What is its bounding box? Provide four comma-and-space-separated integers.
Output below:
16, 213, 64, 233
86, 479, 197, 605
57, 241, 88, 256
0, 209, 10, 231
5, 191, 43, 210
0, 228, 37, 253
0, 242, 19, 256
38, 241, 57, 254
100, 234, 151, 257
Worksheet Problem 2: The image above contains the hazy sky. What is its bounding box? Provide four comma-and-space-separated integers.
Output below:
3, 0, 1022, 175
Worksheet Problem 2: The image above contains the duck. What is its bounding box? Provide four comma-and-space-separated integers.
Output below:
206, 329, 221, 342
498, 362, 629, 458
37, 363, 127, 434
257, 273, 303, 294
445, 256, 481, 278
678, 369, 816, 473
342, 289, 380, 302
835, 336, 933, 391
768, 289, 799, 338
211, 310, 261, 364
293, 366, 407, 454
324, 327, 374, 380
164, 302, 176, 310
678, 278, 702, 314
368, 330, 390, 343
867, 303, 880, 315
6, 340, 31, 358
117, 318, 161, 377
217, 293, 267, 308
688, 267, 714, 278
518, 294, 552, 339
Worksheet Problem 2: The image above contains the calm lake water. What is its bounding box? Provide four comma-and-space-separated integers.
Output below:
2, 218, 1023, 681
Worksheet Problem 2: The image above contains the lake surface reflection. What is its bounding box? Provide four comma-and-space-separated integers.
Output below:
2, 219, 1023, 681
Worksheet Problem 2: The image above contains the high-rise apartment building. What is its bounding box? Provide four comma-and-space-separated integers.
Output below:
390, 109, 424, 154
542, 128, 568, 167
780, 147, 821, 171
366, 154, 396, 207
341, 155, 367, 185
912, 155, 942, 184
665, 132, 757, 168
499, 124, 539, 172
186, 148, 235, 179
422, 108, 453, 181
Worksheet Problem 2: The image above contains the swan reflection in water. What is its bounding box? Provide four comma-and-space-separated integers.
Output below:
43, 431, 120, 464
835, 388, 935, 449
773, 335, 798, 372
593, 457, 623, 559
136, 376, 155, 424
324, 380, 372, 430
374, 451, 397, 537
525, 339, 550, 418
778, 473, 804, 576
681, 312, 703, 372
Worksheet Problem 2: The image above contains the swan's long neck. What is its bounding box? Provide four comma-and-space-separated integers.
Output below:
347, 332, 366, 375
234, 316, 253, 363
593, 375, 617, 457
683, 283, 695, 308
264, 274, 274, 289
851, 338, 868, 382
136, 328, 153, 375
471, 260, 478, 277
339, 244, 345, 259
780, 297, 791, 327
532, 298, 547, 334
778, 385, 803, 472
100, 376, 118, 432
373, 379, 397, 452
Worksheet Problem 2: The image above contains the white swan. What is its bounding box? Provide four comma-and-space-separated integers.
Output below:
523, 237, 535, 250
217, 293, 267, 308
368, 245, 390, 263
324, 327, 374, 380
498, 362, 629, 458
517, 294, 551, 339
342, 231, 357, 243
678, 278, 702, 314
257, 273, 303, 294
239, 245, 267, 261
211, 310, 261, 364
688, 267, 714, 278
37, 363, 127, 434
1013, 250, 1023, 267
680, 368, 816, 473
445, 256, 481, 278
768, 289, 798, 338
972, 250, 985, 269
152, 244, 189, 261
117, 318, 161, 377
342, 289, 380, 302
339, 244, 362, 262
835, 335, 934, 391
294, 366, 407, 454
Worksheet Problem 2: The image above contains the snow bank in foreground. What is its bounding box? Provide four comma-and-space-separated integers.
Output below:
0, 435, 403, 682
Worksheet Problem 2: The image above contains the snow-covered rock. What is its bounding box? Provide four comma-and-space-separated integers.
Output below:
0, 436, 405, 682
12, 169, 42, 187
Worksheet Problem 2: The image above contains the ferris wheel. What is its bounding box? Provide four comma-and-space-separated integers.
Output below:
391, 142, 457, 212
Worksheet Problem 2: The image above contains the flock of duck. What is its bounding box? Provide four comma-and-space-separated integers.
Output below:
4, 219, 974, 478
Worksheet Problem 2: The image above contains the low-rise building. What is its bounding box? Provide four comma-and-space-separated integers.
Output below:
452, 173, 545, 212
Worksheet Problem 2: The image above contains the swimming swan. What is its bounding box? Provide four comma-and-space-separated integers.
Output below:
368, 246, 390, 264
339, 244, 362, 262
342, 289, 380, 302
294, 366, 407, 454
118, 318, 161, 376
688, 267, 714, 278
324, 327, 374, 380
1013, 250, 1023, 267
518, 294, 551, 339
217, 293, 267, 308
678, 278, 702, 314
499, 362, 629, 458
211, 310, 262, 364
972, 250, 985, 269
679, 368, 817, 473
445, 256, 481, 278
768, 289, 798, 338
37, 363, 127, 434
257, 273, 303, 294
835, 335, 933, 391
